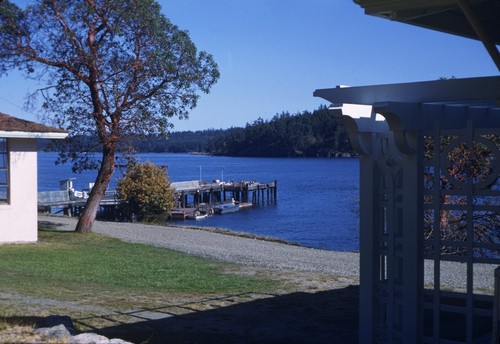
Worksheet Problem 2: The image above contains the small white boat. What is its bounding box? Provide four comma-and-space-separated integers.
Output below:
186, 203, 213, 220
214, 200, 240, 214
188, 211, 209, 220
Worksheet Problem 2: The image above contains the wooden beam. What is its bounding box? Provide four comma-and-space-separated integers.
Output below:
456, 0, 500, 71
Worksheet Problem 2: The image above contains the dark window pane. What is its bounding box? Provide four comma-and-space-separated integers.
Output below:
0, 139, 8, 203
0, 187, 7, 201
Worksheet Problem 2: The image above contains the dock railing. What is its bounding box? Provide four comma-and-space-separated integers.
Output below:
37, 190, 70, 205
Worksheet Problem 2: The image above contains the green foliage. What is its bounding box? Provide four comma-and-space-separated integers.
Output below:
207, 105, 354, 157
128, 129, 227, 153
117, 161, 175, 222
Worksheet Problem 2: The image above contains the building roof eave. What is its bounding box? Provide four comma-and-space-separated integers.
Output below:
354, 0, 500, 43
0, 130, 68, 139
0, 112, 68, 139
354, 0, 500, 70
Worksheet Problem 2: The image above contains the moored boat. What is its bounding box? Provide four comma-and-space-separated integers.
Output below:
187, 211, 209, 220
214, 200, 240, 214
186, 203, 213, 220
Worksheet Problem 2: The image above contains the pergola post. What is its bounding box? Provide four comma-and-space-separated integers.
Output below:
358, 149, 376, 343
334, 103, 424, 342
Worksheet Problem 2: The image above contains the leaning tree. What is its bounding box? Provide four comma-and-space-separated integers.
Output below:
0, 0, 219, 232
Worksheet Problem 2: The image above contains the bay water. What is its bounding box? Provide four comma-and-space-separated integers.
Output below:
38, 152, 360, 251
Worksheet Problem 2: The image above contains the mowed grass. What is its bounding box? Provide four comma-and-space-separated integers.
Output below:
0, 230, 278, 304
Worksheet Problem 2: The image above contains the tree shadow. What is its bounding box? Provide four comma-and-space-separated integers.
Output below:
77, 285, 359, 344
0, 315, 44, 328
38, 220, 68, 231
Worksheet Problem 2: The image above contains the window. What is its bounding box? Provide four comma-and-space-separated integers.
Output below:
0, 138, 8, 203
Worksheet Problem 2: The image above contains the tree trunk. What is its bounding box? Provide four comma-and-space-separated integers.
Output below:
75, 146, 116, 233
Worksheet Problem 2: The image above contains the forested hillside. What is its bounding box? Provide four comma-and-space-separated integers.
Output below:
40, 106, 354, 157
128, 130, 225, 153
206, 106, 353, 157
39, 130, 225, 154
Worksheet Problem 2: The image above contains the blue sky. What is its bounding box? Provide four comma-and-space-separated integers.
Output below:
1, 0, 498, 131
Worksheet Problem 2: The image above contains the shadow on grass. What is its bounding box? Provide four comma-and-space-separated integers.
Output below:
77, 285, 359, 344
0, 315, 44, 328
38, 220, 68, 231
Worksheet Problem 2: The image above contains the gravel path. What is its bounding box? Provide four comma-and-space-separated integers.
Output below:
38, 215, 497, 291
38, 215, 360, 277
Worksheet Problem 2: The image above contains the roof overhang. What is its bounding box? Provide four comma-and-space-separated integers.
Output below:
354, 0, 500, 71
0, 113, 69, 139
0, 131, 68, 139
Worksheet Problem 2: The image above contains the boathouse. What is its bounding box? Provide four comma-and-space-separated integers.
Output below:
315, 1, 499, 343
0, 113, 67, 244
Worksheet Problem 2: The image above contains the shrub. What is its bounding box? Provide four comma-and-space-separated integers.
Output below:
118, 161, 175, 222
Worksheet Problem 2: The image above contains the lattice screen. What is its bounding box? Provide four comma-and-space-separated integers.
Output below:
422, 114, 499, 343
352, 102, 499, 344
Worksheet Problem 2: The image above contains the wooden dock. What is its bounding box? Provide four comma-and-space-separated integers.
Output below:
172, 180, 277, 208
37, 190, 119, 217
38, 179, 277, 219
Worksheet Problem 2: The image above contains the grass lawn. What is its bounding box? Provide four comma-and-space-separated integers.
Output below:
0, 229, 278, 313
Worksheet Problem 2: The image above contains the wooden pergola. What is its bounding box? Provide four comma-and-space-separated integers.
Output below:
315, 1, 500, 343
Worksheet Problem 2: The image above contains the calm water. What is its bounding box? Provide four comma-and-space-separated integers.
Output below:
38, 152, 360, 251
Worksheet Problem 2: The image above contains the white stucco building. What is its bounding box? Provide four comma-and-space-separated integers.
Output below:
0, 113, 67, 244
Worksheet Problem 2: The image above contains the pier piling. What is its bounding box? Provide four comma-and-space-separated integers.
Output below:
171, 180, 277, 207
